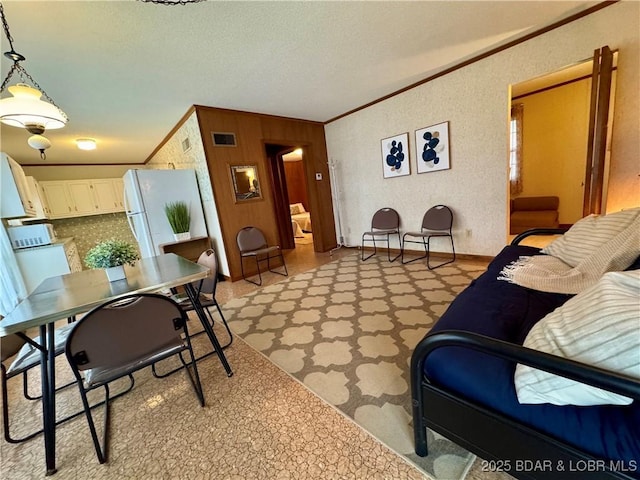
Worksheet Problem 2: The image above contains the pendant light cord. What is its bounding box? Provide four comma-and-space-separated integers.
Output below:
0, 2, 68, 121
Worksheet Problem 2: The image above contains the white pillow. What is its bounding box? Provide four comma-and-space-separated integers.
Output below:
290, 203, 305, 215
514, 270, 640, 406
541, 207, 640, 267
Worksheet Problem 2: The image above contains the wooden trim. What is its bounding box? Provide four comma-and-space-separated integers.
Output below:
360, 246, 493, 264
20, 163, 143, 167
325, 1, 617, 124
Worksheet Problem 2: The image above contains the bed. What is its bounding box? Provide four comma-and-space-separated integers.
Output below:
410, 211, 640, 480
290, 203, 312, 236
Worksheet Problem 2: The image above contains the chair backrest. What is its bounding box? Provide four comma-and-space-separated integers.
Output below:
371, 208, 400, 230
194, 248, 219, 296
66, 294, 186, 372
1, 334, 26, 363
236, 226, 268, 253
422, 205, 453, 232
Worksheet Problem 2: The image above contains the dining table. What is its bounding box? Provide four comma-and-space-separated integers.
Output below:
0, 253, 233, 475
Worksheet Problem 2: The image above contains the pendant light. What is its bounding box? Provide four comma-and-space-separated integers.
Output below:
0, 2, 68, 159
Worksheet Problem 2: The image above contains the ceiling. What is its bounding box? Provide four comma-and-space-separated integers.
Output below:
0, 0, 601, 166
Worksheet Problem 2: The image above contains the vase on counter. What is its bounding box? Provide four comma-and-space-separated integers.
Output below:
173, 231, 191, 242
105, 265, 126, 282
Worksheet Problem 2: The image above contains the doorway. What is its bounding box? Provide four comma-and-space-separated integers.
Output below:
264, 143, 314, 253
508, 47, 617, 233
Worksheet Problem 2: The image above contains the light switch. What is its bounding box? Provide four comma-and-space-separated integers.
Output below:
315, 173, 323, 180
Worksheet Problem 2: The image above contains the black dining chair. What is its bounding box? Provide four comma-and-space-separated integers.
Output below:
236, 226, 288, 285
401, 205, 456, 269
361, 207, 402, 262
2, 323, 78, 443
152, 249, 233, 378
65, 293, 205, 464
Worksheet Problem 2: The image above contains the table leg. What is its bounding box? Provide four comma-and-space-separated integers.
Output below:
184, 284, 233, 377
41, 323, 57, 475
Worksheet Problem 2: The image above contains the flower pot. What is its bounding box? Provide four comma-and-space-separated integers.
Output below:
105, 265, 126, 282
173, 232, 191, 242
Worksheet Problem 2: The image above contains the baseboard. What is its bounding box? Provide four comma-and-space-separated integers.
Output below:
359, 246, 493, 263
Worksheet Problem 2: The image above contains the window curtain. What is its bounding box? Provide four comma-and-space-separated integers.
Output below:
510, 103, 524, 196
0, 224, 27, 316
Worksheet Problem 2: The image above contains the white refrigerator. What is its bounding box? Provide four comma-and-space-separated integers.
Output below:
123, 169, 207, 258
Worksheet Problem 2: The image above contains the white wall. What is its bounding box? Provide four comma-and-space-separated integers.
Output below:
325, 2, 639, 256
146, 111, 230, 276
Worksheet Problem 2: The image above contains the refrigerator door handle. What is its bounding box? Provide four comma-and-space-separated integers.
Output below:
127, 213, 140, 242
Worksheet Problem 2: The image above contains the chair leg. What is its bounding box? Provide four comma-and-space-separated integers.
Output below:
401, 236, 428, 265
388, 233, 401, 262
267, 250, 288, 277
78, 383, 110, 464
241, 256, 262, 286
361, 234, 377, 261
151, 304, 234, 379
2, 366, 133, 444
426, 235, 456, 270
179, 333, 206, 407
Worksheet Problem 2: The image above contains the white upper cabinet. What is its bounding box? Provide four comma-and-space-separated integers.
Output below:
0, 152, 36, 219
40, 178, 126, 219
24, 176, 51, 220
40, 181, 76, 218
91, 179, 121, 213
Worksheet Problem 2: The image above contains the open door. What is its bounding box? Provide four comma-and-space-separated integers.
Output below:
583, 45, 614, 216
265, 144, 296, 250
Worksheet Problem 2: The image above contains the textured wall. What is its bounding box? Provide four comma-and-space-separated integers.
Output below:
145, 111, 230, 275
325, 2, 639, 256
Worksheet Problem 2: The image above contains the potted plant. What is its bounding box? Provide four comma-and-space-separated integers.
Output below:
84, 238, 140, 282
165, 201, 191, 241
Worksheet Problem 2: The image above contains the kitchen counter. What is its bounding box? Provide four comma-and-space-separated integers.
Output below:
13, 237, 83, 294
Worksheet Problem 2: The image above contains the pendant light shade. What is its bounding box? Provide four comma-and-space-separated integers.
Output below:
27, 133, 51, 160
0, 83, 67, 131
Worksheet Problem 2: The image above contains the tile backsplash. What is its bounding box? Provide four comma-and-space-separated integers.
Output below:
50, 213, 138, 269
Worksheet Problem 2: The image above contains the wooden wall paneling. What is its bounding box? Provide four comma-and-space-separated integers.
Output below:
197, 107, 280, 280
260, 116, 336, 254
195, 106, 336, 280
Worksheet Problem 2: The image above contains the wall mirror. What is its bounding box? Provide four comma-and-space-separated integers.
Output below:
230, 165, 262, 202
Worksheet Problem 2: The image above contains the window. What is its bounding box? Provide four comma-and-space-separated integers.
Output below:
510, 103, 524, 195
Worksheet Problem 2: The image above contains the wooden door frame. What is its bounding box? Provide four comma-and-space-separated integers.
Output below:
583, 45, 614, 216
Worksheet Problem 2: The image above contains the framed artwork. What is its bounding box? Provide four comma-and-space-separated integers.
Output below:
381, 133, 410, 178
415, 121, 450, 174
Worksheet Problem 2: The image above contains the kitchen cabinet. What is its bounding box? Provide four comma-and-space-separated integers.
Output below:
14, 238, 82, 294
40, 178, 125, 219
40, 181, 76, 218
1, 152, 36, 219
91, 179, 122, 213
24, 176, 51, 220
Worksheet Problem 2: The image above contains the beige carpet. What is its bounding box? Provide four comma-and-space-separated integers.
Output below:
223, 253, 489, 480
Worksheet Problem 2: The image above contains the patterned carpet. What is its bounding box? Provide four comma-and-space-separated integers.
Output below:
223, 253, 489, 480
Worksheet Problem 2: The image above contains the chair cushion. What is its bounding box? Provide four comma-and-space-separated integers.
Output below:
241, 245, 279, 257
6, 323, 76, 376
84, 340, 186, 387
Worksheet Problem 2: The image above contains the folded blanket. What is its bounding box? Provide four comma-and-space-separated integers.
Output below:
499, 208, 640, 294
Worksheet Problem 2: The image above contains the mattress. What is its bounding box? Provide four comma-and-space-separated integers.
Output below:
424, 245, 640, 472
291, 212, 312, 232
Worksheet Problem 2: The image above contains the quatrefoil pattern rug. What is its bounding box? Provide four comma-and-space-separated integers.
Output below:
223, 254, 488, 480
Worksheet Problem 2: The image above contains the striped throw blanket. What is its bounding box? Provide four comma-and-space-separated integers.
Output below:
499, 208, 640, 294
